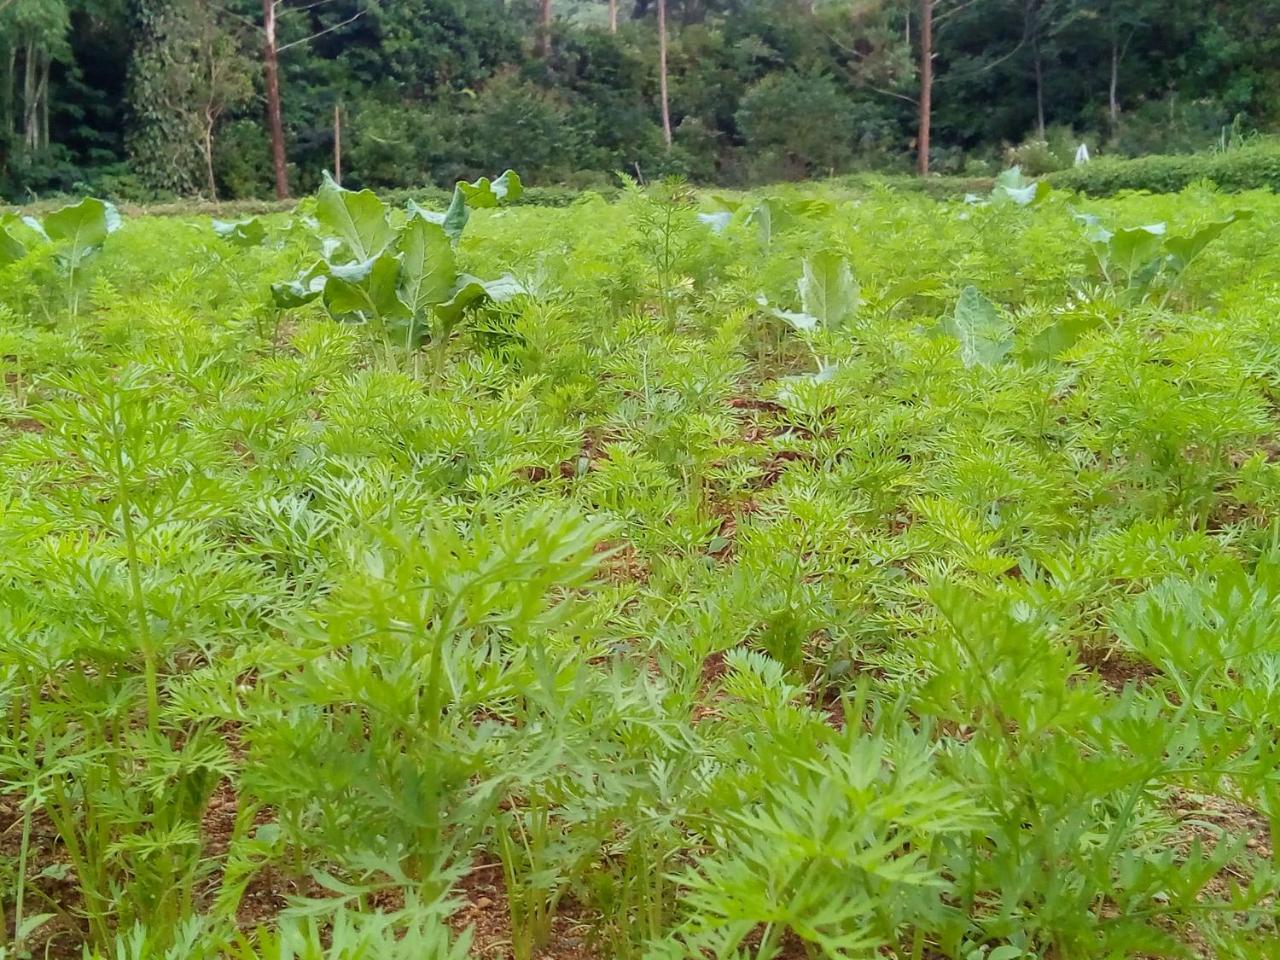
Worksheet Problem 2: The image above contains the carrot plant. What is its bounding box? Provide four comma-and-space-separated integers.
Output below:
1, 173, 1279, 958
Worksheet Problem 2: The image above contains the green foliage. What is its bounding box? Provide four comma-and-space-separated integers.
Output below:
5, 195, 123, 315
211, 216, 267, 247
935, 285, 1013, 367
735, 71, 868, 181
270, 171, 523, 368
11, 0, 1280, 200
1078, 208, 1251, 302
2, 179, 1280, 960
1049, 141, 1280, 196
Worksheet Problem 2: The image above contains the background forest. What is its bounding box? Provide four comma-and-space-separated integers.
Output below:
3, 0, 1280, 201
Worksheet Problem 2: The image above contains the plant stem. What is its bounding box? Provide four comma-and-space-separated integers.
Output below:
12, 805, 32, 955
110, 398, 158, 732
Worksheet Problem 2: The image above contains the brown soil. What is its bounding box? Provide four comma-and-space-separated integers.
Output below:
1077, 644, 1160, 691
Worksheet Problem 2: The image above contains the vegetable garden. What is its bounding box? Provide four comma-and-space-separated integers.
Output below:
1, 173, 1279, 959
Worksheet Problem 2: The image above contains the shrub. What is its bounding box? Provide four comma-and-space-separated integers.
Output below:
1107, 95, 1232, 157
736, 71, 859, 181
213, 119, 274, 200
1047, 140, 1280, 195
460, 72, 583, 183
1005, 139, 1065, 176
344, 101, 437, 191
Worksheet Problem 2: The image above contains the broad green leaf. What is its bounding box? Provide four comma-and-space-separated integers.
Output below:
322, 253, 405, 323
1022, 312, 1103, 364
434, 273, 524, 328
1109, 222, 1166, 277
315, 172, 396, 262
938, 285, 1013, 367
270, 261, 326, 308
441, 190, 470, 244
437, 170, 524, 245
456, 169, 524, 208
213, 217, 267, 247
41, 197, 121, 267
771, 307, 818, 333
798, 252, 859, 328
1164, 210, 1252, 272
0, 216, 26, 265
1000, 180, 1051, 207
994, 166, 1030, 191
746, 199, 773, 247
397, 216, 457, 315
703, 194, 742, 214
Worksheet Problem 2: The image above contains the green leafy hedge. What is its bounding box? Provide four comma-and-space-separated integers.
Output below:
1047, 143, 1280, 195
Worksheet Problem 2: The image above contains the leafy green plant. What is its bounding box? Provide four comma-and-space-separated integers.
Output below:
932, 285, 1012, 367
271, 172, 524, 371
212, 217, 267, 248
3, 179, 1280, 960
965, 166, 1051, 207
1, 197, 122, 317
1077, 208, 1251, 303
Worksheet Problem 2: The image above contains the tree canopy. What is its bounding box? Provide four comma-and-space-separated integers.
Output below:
2, 0, 1279, 199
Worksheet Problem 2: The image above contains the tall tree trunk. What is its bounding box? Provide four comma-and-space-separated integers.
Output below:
537, 0, 552, 56
1034, 40, 1045, 138
21, 41, 38, 152
333, 102, 342, 184
5, 46, 15, 143
38, 53, 48, 150
1108, 30, 1119, 126
918, 0, 932, 176
657, 0, 671, 148
263, 0, 289, 199
203, 108, 218, 200
608, 0, 617, 33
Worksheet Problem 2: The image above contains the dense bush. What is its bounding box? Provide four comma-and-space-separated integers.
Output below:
1048, 140, 1280, 195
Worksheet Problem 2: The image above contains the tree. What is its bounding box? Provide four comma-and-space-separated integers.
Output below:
194, 5, 253, 197
536, 0, 552, 56
1, 0, 69, 167
127, 0, 252, 197
262, 0, 287, 197
247, 1, 367, 198
657, 0, 671, 147
918, 0, 931, 174
915, 0, 1030, 174
1101, 0, 1146, 127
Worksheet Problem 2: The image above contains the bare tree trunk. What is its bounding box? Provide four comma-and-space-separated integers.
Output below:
263, 0, 289, 199
21, 40, 35, 151
2, 45, 14, 174
333, 102, 342, 184
38, 53, 48, 150
1034, 41, 1045, 138
5, 46, 15, 140
918, 0, 932, 176
537, 0, 552, 56
1108, 35, 1119, 127
608, 0, 617, 33
657, 0, 671, 148
203, 108, 218, 200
